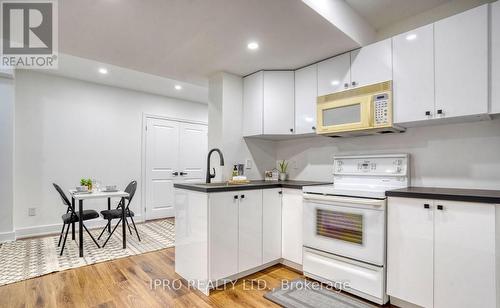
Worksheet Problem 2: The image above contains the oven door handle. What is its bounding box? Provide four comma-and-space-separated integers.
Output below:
303, 193, 385, 207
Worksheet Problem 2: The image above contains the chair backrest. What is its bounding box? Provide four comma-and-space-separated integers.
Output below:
124, 180, 137, 203
53, 183, 71, 208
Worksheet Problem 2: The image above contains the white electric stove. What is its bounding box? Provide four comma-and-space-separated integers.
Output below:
302, 154, 410, 305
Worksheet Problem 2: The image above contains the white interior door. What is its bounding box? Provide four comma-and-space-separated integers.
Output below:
178, 122, 207, 183
145, 118, 179, 219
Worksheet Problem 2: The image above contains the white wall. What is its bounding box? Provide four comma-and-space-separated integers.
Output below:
14, 71, 207, 236
0, 75, 15, 241
208, 72, 276, 181
276, 119, 500, 190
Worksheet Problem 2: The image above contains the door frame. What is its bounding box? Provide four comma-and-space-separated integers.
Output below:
141, 113, 208, 221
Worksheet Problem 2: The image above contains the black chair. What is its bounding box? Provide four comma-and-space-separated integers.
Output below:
53, 183, 101, 255
98, 180, 140, 247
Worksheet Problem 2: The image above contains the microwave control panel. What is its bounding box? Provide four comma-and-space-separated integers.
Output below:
373, 93, 389, 125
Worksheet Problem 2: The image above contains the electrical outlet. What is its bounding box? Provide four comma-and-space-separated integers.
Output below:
245, 159, 253, 169
28, 208, 36, 216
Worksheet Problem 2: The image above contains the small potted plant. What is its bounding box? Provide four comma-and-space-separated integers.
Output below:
278, 160, 288, 181
80, 178, 93, 191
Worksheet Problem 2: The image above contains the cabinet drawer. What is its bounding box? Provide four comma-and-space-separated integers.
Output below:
303, 248, 385, 300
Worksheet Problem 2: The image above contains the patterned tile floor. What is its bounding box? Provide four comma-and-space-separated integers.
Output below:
0, 219, 174, 286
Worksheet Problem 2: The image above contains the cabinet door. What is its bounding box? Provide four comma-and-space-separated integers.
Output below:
263, 71, 295, 135
387, 197, 434, 308
317, 53, 351, 96
295, 64, 318, 134
238, 190, 263, 272
243, 71, 263, 136
434, 4, 488, 118
350, 38, 392, 88
281, 189, 303, 265
492, 0, 500, 114
208, 192, 238, 281
434, 201, 495, 308
393, 24, 435, 124
262, 188, 282, 263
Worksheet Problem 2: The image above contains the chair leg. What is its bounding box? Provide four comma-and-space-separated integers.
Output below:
60, 223, 70, 256
83, 223, 101, 248
129, 216, 141, 242
98, 221, 110, 240
102, 218, 122, 248
125, 218, 133, 235
58, 223, 66, 247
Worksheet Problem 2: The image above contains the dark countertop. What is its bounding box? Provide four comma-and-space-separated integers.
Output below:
386, 187, 500, 204
174, 180, 331, 193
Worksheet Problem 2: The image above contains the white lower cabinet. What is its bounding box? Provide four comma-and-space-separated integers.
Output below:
238, 190, 263, 272
387, 197, 496, 308
281, 188, 303, 265
263, 188, 282, 263
208, 191, 239, 281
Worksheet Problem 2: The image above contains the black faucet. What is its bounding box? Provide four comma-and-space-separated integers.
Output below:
206, 148, 225, 183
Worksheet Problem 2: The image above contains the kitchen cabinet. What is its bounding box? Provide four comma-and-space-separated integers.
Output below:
317, 53, 351, 96
434, 4, 488, 119
433, 200, 495, 308
387, 197, 434, 308
295, 64, 318, 134
387, 197, 496, 308
208, 191, 239, 281
393, 24, 435, 124
238, 190, 263, 272
492, 0, 500, 114
350, 38, 392, 88
243, 71, 263, 136
262, 188, 282, 263
242, 70, 294, 137
263, 71, 295, 134
281, 188, 303, 265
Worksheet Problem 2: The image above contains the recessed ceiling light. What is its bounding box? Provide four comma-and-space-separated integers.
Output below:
406, 34, 417, 41
247, 42, 259, 50
174, 85, 182, 90
98, 68, 108, 74
331, 80, 339, 86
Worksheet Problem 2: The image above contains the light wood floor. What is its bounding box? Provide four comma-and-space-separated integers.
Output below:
0, 247, 394, 308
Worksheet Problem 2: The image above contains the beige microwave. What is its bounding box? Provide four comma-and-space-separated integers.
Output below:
316, 81, 404, 137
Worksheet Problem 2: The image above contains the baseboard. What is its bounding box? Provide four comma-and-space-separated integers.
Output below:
389, 296, 424, 308
280, 258, 303, 272
15, 215, 144, 239
0, 231, 16, 243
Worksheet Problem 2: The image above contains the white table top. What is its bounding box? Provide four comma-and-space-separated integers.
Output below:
69, 189, 129, 200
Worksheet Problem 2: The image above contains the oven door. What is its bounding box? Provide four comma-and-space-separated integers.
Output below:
316, 95, 372, 134
303, 194, 386, 266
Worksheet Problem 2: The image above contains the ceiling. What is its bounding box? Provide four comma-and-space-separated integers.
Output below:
59, 0, 360, 87
345, 0, 450, 29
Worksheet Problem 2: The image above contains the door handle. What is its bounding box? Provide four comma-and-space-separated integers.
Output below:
172, 172, 179, 176
180, 172, 188, 176
351, 81, 357, 87
240, 194, 245, 199
424, 203, 430, 209
437, 205, 444, 210
234, 195, 238, 200
344, 83, 349, 89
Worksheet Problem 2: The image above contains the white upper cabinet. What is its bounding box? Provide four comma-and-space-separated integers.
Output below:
434, 4, 488, 119
492, 0, 500, 114
295, 64, 318, 134
243, 71, 263, 136
242, 71, 294, 136
350, 38, 393, 88
263, 71, 295, 135
393, 24, 435, 124
317, 53, 351, 96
